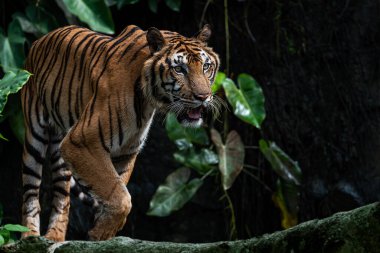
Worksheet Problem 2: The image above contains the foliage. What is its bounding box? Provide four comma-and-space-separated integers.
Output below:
107, 0, 181, 13
259, 139, 302, 186
0, 204, 29, 246
0, 70, 31, 141
0, 20, 26, 72
260, 139, 301, 228
211, 129, 245, 190
214, 73, 266, 129
147, 167, 203, 217
62, 0, 115, 34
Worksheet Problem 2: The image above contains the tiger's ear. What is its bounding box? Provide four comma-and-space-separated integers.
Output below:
146, 27, 166, 53
194, 24, 212, 44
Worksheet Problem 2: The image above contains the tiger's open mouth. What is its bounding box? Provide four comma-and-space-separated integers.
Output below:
177, 106, 204, 124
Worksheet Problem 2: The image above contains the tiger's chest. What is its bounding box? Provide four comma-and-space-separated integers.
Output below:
110, 108, 156, 157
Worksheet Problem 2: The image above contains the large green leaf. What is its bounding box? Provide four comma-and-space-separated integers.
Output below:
211, 72, 226, 93
12, 5, 58, 37
147, 167, 203, 217
165, 113, 209, 146
174, 148, 218, 175
272, 179, 300, 229
211, 129, 245, 190
0, 70, 31, 115
0, 20, 26, 72
259, 139, 302, 185
62, 0, 115, 34
222, 74, 265, 129
3, 224, 30, 232
165, 0, 181, 12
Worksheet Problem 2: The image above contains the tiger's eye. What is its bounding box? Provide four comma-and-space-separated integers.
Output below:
203, 63, 210, 71
174, 66, 183, 73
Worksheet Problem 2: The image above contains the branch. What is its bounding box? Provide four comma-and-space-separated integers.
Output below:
1, 202, 379, 253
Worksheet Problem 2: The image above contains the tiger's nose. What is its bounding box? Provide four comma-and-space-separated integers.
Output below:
194, 93, 211, 102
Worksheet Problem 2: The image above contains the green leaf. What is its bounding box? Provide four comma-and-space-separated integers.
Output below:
148, 0, 158, 13
259, 139, 302, 185
4, 224, 30, 232
212, 72, 226, 93
165, 113, 209, 145
174, 148, 218, 175
62, 0, 115, 34
0, 70, 31, 115
0, 234, 4, 246
211, 129, 245, 190
272, 179, 300, 229
164, 0, 181, 12
12, 5, 59, 37
222, 74, 265, 129
174, 138, 193, 151
147, 167, 203, 217
0, 229, 10, 244
0, 20, 26, 72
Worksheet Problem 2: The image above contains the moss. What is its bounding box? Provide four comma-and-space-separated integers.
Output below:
1, 203, 379, 253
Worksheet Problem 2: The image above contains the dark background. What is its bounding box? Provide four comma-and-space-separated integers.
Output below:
1, 0, 379, 243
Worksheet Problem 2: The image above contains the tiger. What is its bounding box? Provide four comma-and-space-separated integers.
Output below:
20, 24, 221, 241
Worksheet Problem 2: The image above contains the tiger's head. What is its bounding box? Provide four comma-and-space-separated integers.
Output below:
141, 25, 222, 127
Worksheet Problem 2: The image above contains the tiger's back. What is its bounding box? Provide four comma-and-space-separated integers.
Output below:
23, 25, 149, 132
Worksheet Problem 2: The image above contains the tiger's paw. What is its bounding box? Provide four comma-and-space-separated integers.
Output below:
21, 230, 40, 239
45, 228, 66, 242
88, 203, 129, 240
88, 214, 127, 240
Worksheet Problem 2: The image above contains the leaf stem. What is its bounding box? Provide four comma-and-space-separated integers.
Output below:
223, 188, 237, 240
200, 168, 215, 180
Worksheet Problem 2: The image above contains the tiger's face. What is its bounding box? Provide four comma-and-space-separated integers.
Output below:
142, 25, 221, 127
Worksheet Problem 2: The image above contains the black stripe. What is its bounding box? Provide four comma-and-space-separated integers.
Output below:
24, 193, 38, 203
159, 63, 165, 81
52, 163, 68, 172
53, 186, 69, 196
22, 162, 42, 180
118, 30, 145, 60
134, 77, 144, 128
52, 175, 71, 183
29, 125, 48, 144
111, 153, 135, 163
50, 150, 61, 164
23, 184, 39, 193
108, 97, 113, 148
23, 206, 37, 215
24, 140, 45, 164
129, 43, 148, 63
115, 92, 124, 147
98, 118, 110, 153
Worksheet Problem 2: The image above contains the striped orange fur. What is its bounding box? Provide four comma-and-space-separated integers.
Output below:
20, 24, 220, 241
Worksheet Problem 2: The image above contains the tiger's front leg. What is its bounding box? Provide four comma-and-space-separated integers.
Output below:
60, 119, 133, 241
